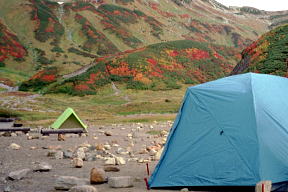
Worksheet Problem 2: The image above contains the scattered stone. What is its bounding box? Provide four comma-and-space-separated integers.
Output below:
30, 146, 37, 150
34, 162, 52, 172
58, 134, 65, 141
8, 169, 31, 180
85, 153, 96, 161
73, 158, 83, 168
4, 185, 11, 192
103, 144, 111, 150
155, 147, 164, 161
64, 150, 73, 159
68, 185, 98, 192
47, 150, 57, 157
9, 143, 20, 150
104, 166, 120, 172
95, 144, 104, 151
108, 176, 133, 188
73, 148, 85, 160
181, 188, 189, 191
115, 157, 126, 165
55, 176, 89, 190
43, 145, 62, 150
127, 133, 133, 139
112, 143, 119, 147
55, 151, 64, 159
104, 131, 112, 136
256, 180, 272, 192
10, 133, 17, 137
90, 167, 106, 184
2, 132, 11, 137
105, 157, 116, 165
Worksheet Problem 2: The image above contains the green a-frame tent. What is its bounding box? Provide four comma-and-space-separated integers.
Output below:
51, 108, 87, 130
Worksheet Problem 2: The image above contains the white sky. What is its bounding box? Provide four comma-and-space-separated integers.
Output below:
216, 0, 288, 11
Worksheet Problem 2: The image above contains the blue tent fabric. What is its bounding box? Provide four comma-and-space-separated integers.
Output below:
149, 73, 288, 188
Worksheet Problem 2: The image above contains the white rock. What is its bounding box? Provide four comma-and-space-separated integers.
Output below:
8, 169, 31, 180
35, 162, 52, 171
108, 176, 133, 188
73, 158, 84, 168
104, 144, 111, 150
181, 188, 189, 191
55, 151, 64, 159
9, 143, 20, 150
55, 176, 89, 190
155, 147, 164, 160
105, 158, 116, 165
68, 185, 98, 192
115, 157, 126, 165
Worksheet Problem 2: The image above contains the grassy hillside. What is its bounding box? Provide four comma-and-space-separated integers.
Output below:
20, 40, 240, 95
231, 24, 288, 76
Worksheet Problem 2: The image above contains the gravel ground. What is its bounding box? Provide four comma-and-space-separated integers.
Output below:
0, 122, 179, 192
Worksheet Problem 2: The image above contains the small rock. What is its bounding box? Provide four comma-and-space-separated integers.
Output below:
47, 150, 57, 157
55, 151, 64, 159
90, 167, 107, 184
2, 132, 11, 137
181, 188, 189, 191
9, 143, 20, 150
104, 131, 112, 136
95, 144, 104, 151
105, 157, 116, 165
74, 149, 85, 160
4, 185, 11, 192
85, 153, 96, 161
58, 134, 65, 141
69, 185, 98, 192
44, 145, 62, 150
155, 147, 164, 160
103, 144, 111, 150
34, 162, 52, 172
8, 169, 31, 180
30, 146, 37, 150
115, 157, 126, 165
55, 176, 89, 190
73, 158, 83, 168
104, 166, 120, 172
64, 150, 73, 159
108, 176, 133, 188
11, 133, 17, 137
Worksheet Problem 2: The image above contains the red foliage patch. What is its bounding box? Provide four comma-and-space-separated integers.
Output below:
41, 74, 56, 82
213, 52, 223, 59
75, 84, 90, 91
185, 48, 210, 60
179, 14, 190, 19
146, 58, 157, 65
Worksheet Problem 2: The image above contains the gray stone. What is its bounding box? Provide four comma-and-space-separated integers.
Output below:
55, 151, 64, 159
115, 157, 126, 165
155, 147, 163, 161
34, 162, 52, 172
68, 185, 98, 192
8, 168, 31, 180
55, 176, 89, 190
108, 176, 133, 188
74, 149, 85, 160
181, 188, 189, 191
256, 180, 272, 192
64, 150, 73, 159
4, 185, 11, 192
85, 153, 96, 161
105, 157, 116, 165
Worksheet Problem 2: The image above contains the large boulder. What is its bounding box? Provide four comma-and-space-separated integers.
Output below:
90, 167, 106, 184
8, 169, 31, 180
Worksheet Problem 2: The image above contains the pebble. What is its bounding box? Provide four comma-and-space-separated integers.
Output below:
34, 162, 52, 172
9, 143, 20, 150
115, 157, 126, 165
68, 185, 98, 192
104, 131, 112, 136
8, 169, 31, 180
104, 166, 120, 172
72, 158, 83, 168
105, 157, 116, 165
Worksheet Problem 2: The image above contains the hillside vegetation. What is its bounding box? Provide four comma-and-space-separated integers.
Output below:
231, 24, 288, 76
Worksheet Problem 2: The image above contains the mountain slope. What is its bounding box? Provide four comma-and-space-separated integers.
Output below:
231, 24, 288, 76
0, 0, 287, 90
19, 40, 240, 95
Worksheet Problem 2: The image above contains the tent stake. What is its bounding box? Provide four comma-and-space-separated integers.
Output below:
146, 163, 150, 176
144, 177, 150, 190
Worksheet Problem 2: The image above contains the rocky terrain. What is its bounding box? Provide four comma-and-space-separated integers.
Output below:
0, 121, 177, 192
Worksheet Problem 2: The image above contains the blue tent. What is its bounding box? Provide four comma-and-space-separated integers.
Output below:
149, 73, 288, 189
